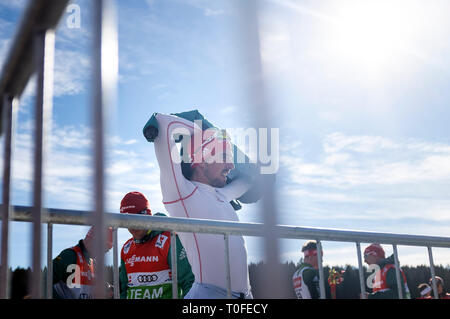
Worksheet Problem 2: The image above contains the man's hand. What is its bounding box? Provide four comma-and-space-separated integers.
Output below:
143, 112, 159, 142
145, 126, 158, 141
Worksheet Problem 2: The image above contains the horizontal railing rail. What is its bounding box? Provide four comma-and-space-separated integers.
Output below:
5, 204, 450, 300
8, 205, 450, 248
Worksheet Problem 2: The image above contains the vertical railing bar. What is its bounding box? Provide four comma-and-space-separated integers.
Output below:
427, 246, 439, 299
0, 95, 17, 299
46, 223, 53, 299
92, 0, 106, 298
170, 231, 178, 299
112, 227, 119, 299
236, 0, 282, 298
31, 31, 44, 299
31, 28, 55, 299
316, 240, 326, 299
92, 0, 117, 299
392, 244, 404, 299
355, 242, 366, 299
224, 233, 232, 299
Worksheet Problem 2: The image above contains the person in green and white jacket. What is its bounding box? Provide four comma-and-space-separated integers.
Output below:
292, 240, 324, 299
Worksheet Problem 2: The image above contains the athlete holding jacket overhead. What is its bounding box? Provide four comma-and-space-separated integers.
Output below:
143, 110, 263, 299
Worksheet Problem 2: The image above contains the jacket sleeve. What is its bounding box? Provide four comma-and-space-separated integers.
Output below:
154, 113, 199, 206
168, 235, 195, 297
52, 248, 77, 299
220, 177, 252, 202
119, 258, 128, 299
368, 268, 403, 299
303, 268, 321, 299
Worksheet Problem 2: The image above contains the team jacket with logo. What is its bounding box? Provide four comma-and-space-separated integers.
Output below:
119, 224, 194, 299
52, 240, 94, 299
152, 113, 252, 294
292, 263, 321, 299
368, 255, 411, 299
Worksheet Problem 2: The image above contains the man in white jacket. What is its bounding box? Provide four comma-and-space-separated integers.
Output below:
151, 112, 252, 299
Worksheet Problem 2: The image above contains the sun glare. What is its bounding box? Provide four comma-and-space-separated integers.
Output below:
327, 1, 427, 75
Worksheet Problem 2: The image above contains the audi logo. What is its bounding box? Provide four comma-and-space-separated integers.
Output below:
137, 274, 158, 283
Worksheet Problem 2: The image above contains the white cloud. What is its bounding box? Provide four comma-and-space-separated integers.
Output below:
0, 0, 27, 9
53, 49, 91, 96
283, 133, 450, 189
204, 8, 224, 17
124, 139, 137, 145
51, 124, 92, 149
284, 188, 367, 204
0, 38, 10, 61
219, 105, 236, 115
278, 132, 450, 228
181, 0, 227, 17
323, 132, 399, 154
259, 13, 292, 74
8, 120, 163, 212
0, 1, 92, 103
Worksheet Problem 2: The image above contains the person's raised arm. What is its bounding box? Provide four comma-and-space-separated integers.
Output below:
220, 177, 252, 202
154, 113, 201, 203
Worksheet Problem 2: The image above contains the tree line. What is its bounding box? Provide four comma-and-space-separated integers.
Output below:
7, 262, 450, 299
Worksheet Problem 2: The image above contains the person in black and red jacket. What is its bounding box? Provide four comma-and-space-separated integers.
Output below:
362, 243, 411, 299
52, 226, 113, 299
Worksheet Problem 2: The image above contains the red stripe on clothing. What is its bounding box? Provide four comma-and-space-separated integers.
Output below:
163, 186, 198, 204
166, 121, 203, 283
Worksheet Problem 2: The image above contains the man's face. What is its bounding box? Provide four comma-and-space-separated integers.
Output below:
364, 253, 378, 265
201, 152, 234, 188
306, 256, 319, 269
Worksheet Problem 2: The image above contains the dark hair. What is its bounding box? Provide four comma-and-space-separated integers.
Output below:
181, 161, 193, 180
11, 267, 31, 299
301, 240, 317, 252
429, 276, 444, 286
180, 145, 194, 180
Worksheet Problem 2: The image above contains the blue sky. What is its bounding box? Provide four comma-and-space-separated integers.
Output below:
0, 0, 450, 271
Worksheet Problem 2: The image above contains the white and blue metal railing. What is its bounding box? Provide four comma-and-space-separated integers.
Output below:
0, 0, 449, 300
6, 206, 450, 299
0, 0, 71, 299
0, 0, 116, 298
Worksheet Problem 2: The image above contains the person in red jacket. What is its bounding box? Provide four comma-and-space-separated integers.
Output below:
429, 276, 450, 299
362, 243, 410, 299
119, 191, 194, 299
52, 226, 113, 299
